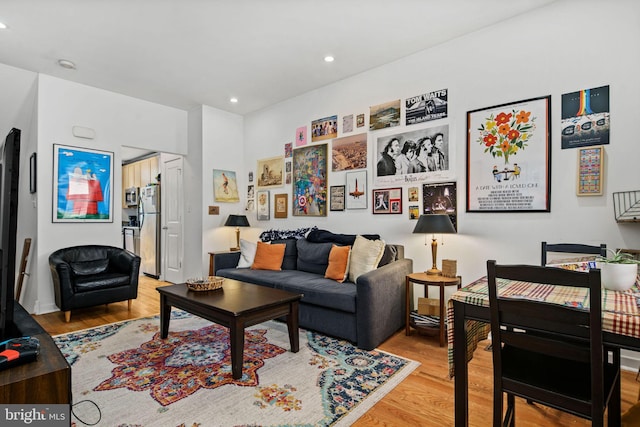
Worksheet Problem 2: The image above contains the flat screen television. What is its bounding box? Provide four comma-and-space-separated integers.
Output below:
0, 128, 21, 340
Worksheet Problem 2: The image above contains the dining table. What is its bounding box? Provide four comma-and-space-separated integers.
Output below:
447, 274, 640, 427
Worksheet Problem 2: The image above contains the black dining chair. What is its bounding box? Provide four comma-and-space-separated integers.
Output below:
541, 241, 607, 266
486, 260, 621, 427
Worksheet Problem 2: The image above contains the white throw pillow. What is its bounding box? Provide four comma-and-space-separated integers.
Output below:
348, 235, 386, 283
236, 239, 258, 268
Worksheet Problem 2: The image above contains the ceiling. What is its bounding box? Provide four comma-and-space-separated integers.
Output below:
0, 1, 556, 117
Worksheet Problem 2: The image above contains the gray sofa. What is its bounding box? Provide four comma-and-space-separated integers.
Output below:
213, 236, 412, 350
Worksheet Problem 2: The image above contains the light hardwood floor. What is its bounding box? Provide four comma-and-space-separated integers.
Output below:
33, 275, 639, 426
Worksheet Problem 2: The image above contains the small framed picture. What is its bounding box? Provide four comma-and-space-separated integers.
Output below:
330, 185, 345, 211
408, 186, 419, 202
274, 193, 288, 218
372, 187, 402, 214
577, 145, 603, 196
409, 205, 419, 219
257, 190, 270, 220
346, 170, 367, 209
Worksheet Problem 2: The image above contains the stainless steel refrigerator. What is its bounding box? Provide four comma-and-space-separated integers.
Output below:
139, 184, 161, 278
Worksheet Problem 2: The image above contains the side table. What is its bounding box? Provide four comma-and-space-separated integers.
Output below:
405, 272, 461, 347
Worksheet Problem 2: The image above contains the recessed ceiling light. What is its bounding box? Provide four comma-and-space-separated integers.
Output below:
0, 22, 7, 30
324, 56, 334, 63
230, 97, 238, 103
57, 59, 76, 70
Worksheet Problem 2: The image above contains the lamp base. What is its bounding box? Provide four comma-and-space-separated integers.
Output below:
426, 268, 441, 275
230, 247, 240, 252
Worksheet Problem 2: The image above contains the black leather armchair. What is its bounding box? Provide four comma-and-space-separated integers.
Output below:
49, 245, 141, 322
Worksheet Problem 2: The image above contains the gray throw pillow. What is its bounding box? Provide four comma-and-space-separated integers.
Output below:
271, 239, 298, 270
296, 239, 333, 275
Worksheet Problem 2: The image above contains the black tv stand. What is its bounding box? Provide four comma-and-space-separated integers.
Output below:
0, 302, 71, 404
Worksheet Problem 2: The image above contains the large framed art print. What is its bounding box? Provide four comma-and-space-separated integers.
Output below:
53, 144, 114, 222
466, 95, 551, 212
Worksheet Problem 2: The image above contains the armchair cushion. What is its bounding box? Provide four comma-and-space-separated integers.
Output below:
70, 259, 109, 276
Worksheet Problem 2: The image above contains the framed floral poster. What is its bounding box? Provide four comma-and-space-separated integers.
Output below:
292, 144, 328, 216
466, 95, 551, 212
53, 144, 113, 222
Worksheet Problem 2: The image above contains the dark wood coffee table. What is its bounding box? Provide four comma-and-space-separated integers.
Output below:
157, 279, 303, 379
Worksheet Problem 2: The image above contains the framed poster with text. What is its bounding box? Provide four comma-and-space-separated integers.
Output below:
466, 96, 551, 212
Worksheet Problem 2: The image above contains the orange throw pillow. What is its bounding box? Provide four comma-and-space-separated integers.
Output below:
251, 242, 286, 271
324, 244, 351, 282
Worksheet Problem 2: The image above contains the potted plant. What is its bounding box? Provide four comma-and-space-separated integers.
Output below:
596, 249, 640, 291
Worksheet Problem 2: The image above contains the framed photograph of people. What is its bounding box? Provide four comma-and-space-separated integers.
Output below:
576, 145, 604, 196
466, 95, 551, 212
372, 188, 402, 214
256, 190, 270, 220
345, 170, 367, 209
292, 144, 328, 216
329, 185, 345, 211
274, 193, 288, 218
374, 124, 453, 186
53, 144, 113, 222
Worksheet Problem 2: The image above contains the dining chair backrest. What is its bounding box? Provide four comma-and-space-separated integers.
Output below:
486, 260, 620, 426
541, 241, 607, 266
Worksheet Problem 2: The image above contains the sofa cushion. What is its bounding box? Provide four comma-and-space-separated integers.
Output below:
348, 235, 386, 283
70, 259, 109, 276
237, 239, 257, 268
325, 245, 351, 282
296, 239, 333, 275
251, 242, 285, 271
271, 239, 298, 270
217, 268, 357, 313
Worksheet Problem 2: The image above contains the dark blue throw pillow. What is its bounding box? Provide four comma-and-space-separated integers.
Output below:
296, 239, 333, 275
271, 239, 298, 270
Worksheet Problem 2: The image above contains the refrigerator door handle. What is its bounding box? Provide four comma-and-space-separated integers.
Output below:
139, 199, 145, 228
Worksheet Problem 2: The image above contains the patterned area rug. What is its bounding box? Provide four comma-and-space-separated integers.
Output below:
54, 311, 418, 426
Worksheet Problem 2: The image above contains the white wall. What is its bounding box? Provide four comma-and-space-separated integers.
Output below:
34, 74, 188, 313
201, 105, 246, 272
240, 1, 640, 366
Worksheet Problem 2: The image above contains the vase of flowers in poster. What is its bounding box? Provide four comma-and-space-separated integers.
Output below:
466, 96, 551, 212
292, 144, 327, 216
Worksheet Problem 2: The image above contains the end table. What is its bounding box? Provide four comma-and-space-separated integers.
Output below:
405, 272, 461, 347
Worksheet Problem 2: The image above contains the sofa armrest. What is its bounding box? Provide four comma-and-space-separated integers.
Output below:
213, 251, 242, 274
355, 258, 413, 350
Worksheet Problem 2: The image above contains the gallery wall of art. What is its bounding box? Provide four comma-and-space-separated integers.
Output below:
227, 0, 640, 285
